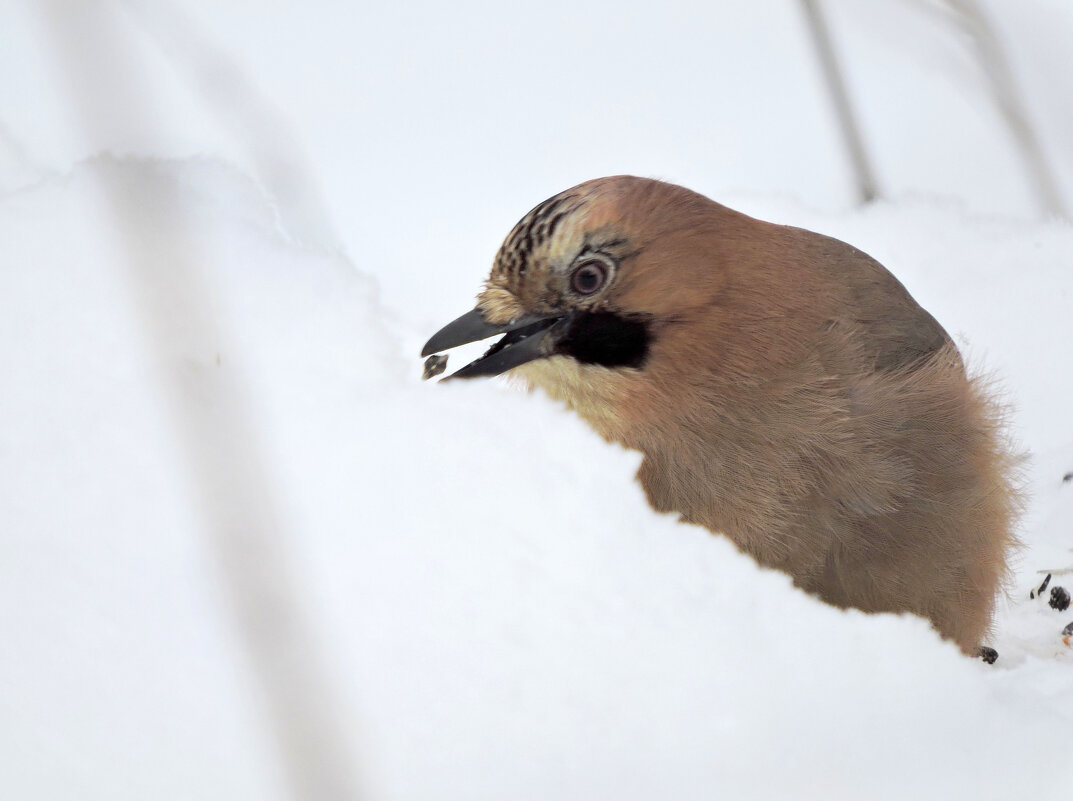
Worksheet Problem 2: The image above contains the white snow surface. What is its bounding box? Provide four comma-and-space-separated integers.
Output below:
2, 2, 1072, 800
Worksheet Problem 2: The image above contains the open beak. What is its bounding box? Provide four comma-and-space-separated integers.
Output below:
421, 307, 567, 379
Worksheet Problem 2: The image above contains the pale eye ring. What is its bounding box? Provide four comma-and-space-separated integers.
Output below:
570, 258, 610, 295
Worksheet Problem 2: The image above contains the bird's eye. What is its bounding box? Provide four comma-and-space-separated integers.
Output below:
571, 259, 609, 295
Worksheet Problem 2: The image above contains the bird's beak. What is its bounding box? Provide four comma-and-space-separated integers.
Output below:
421, 307, 567, 379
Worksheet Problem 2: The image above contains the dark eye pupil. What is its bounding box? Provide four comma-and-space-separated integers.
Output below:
572, 263, 605, 294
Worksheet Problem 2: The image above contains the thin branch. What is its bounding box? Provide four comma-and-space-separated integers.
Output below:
35, 2, 365, 798
800, 0, 880, 205
941, 0, 1068, 220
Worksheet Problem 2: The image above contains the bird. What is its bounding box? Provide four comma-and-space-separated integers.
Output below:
421, 176, 1021, 656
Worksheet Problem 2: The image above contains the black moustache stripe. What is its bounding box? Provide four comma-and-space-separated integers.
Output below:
558, 312, 650, 369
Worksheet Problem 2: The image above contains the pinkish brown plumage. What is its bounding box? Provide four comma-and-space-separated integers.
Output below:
423, 176, 1022, 655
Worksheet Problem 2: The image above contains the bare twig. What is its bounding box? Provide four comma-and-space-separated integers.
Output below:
34, 1, 365, 798
940, 0, 1068, 220
800, 0, 880, 205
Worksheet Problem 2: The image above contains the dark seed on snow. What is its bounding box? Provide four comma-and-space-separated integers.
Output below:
1049, 586, 1071, 612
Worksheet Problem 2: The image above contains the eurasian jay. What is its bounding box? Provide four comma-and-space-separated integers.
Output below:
423, 176, 1020, 656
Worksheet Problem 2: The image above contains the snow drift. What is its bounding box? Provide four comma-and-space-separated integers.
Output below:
1, 156, 1071, 800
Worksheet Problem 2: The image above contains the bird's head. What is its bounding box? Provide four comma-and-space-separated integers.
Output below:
421, 176, 766, 434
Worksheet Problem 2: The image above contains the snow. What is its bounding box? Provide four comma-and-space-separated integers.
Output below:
1, 2, 1072, 799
